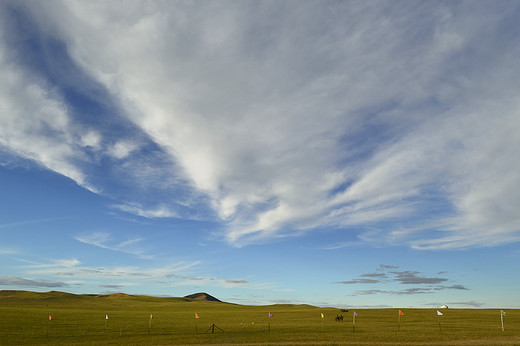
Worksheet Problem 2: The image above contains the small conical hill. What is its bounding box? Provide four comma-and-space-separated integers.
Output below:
183, 292, 221, 302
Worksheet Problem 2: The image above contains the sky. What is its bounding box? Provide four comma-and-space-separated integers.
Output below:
0, 0, 519, 309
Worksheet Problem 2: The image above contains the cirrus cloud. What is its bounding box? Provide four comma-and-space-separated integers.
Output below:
0, 276, 67, 288
1, 1, 519, 250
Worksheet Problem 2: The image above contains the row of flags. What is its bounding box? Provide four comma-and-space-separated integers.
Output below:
47, 309, 509, 320
46, 309, 510, 331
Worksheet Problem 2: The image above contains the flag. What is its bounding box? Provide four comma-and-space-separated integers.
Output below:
437, 310, 443, 316
321, 313, 324, 318
501, 310, 507, 317
49, 314, 52, 321
268, 313, 273, 318
399, 310, 404, 316
195, 313, 199, 319
106, 314, 109, 320
354, 311, 358, 316
150, 314, 153, 319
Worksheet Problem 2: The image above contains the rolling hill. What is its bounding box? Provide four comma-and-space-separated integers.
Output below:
0, 290, 224, 306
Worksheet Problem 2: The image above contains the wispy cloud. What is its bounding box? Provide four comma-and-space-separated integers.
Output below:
338, 265, 469, 296
23, 258, 202, 290
379, 264, 398, 269
361, 273, 388, 278
0, 276, 67, 288
390, 271, 448, 285
336, 279, 381, 285
1, 2, 519, 250
99, 284, 124, 289
225, 279, 248, 284
349, 286, 469, 296
0, 218, 65, 230
21, 258, 81, 269
99, 283, 136, 289
0, 247, 19, 256
75, 232, 151, 259
350, 288, 434, 296
441, 285, 469, 291
112, 204, 178, 219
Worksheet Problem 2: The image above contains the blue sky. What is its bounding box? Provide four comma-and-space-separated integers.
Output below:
1, 0, 519, 308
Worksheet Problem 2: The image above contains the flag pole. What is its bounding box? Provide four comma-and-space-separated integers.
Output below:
500, 310, 506, 332
398, 311, 400, 332
148, 314, 152, 335
352, 311, 356, 333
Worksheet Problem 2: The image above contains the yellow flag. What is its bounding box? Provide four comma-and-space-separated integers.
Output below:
321, 313, 324, 318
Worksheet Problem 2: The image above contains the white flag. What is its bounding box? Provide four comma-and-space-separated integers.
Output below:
436, 310, 443, 316
106, 314, 109, 320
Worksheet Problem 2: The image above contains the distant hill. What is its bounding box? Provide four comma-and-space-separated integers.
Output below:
183, 292, 221, 302
0, 290, 223, 305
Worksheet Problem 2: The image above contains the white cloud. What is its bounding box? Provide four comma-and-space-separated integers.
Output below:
75, 231, 152, 259
113, 203, 178, 219
16, 258, 228, 293
2, 2, 520, 249
79, 130, 102, 148
107, 140, 138, 159
0, 11, 105, 193
0, 49, 85, 187
14, 255, 268, 293
24, 259, 200, 281
25, 258, 81, 269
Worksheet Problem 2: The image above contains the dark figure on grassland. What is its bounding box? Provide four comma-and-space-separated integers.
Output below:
335, 315, 344, 322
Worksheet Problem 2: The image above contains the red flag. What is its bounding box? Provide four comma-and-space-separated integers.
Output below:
195, 313, 199, 318
399, 310, 404, 316
150, 314, 153, 319
49, 315, 52, 321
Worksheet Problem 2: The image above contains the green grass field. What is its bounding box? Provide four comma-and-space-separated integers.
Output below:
0, 291, 519, 345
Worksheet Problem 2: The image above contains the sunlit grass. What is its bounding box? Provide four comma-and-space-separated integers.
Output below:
0, 291, 518, 345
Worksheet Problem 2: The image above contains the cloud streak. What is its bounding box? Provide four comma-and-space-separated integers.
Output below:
339, 265, 469, 296
75, 232, 151, 259
390, 271, 448, 285
17, 256, 270, 292
0, 276, 67, 288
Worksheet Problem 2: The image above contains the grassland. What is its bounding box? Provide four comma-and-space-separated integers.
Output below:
0, 290, 519, 345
